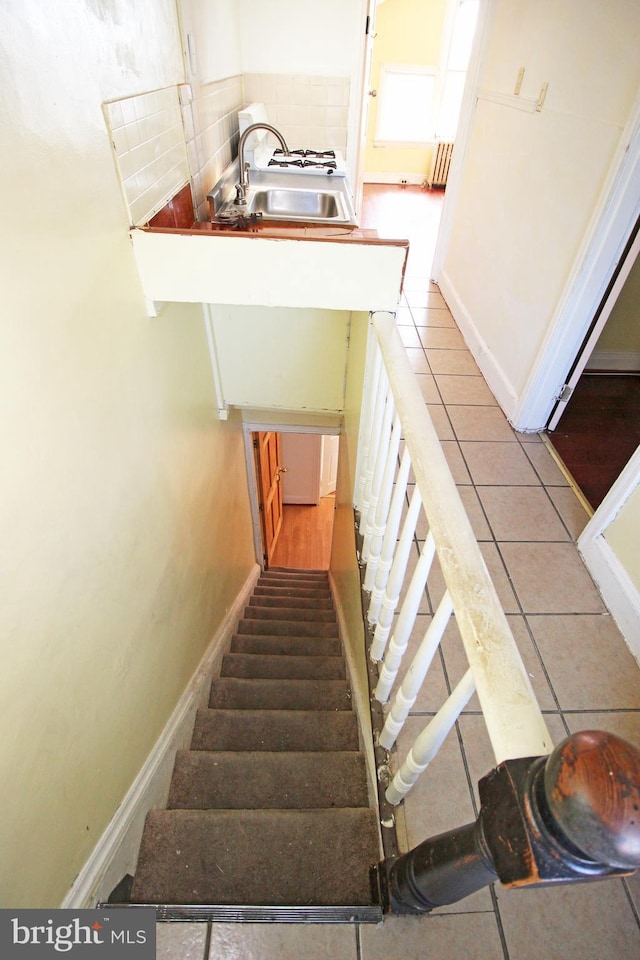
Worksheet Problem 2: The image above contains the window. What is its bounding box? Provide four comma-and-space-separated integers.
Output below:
375, 65, 436, 145
437, 0, 480, 141
373, 0, 480, 146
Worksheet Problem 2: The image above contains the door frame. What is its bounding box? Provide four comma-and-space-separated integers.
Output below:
578, 446, 640, 658
546, 221, 640, 430
242, 417, 341, 570
511, 94, 640, 432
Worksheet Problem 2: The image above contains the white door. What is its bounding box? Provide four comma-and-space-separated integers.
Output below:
320, 435, 340, 498
281, 434, 322, 505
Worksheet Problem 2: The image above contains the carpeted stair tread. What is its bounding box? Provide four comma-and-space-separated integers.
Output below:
237, 617, 338, 638
209, 677, 351, 711
253, 585, 332, 600
264, 567, 328, 577
191, 708, 360, 752
167, 750, 369, 809
230, 634, 342, 657
129, 568, 381, 911
249, 594, 334, 610
243, 604, 337, 623
260, 574, 329, 586
222, 652, 345, 680
131, 808, 379, 906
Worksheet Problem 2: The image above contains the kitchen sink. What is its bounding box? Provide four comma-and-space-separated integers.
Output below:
246, 187, 344, 221
208, 163, 358, 226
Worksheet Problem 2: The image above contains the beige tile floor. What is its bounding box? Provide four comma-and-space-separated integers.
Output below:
156, 187, 640, 959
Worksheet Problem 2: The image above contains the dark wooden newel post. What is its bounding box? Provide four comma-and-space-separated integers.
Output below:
378, 730, 640, 914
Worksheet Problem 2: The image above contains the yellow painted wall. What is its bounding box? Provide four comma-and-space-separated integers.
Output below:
330, 312, 369, 691
0, 1, 256, 906
605, 483, 640, 595
365, 0, 448, 178
211, 306, 351, 412
593, 254, 640, 355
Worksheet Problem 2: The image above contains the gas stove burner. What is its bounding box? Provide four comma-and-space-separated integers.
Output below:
274, 148, 337, 159
269, 155, 336, 172
303, 158, 336, 172
268, 157, 305, 168
257, 145, 347, 177
306, 149, 337, 159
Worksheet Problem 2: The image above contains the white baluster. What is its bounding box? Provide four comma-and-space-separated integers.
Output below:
362, 388, 395, 562
359, 364, 389, 535
385, 668, 476, 805
369, 484, 422, 661
367, 446, 411, 620
375, 533, 438, 705
355, 344, 382, 514
363, 410, 401, 572
378, 589, 454, 745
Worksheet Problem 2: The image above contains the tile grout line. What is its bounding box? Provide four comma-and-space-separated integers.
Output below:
203, 922, 213, 960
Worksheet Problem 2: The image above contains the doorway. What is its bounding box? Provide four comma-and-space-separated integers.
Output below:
546, 223, 640, 511
248, 426, 340, 572
360, 0, 479, 187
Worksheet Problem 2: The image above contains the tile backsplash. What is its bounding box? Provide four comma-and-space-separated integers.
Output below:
243, 73, 350, 154
185, 75, 244, 222
104, 73, 350, 225
104, 87, 191, 227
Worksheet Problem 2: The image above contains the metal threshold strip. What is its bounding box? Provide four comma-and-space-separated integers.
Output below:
98, 902, 384, 923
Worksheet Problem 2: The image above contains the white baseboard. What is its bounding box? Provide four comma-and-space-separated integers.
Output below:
585, 349, 640, 372
61, 564, 260, 908
579, 535, 640, 664
364, 173, 427, 186
438, 270, 519, 420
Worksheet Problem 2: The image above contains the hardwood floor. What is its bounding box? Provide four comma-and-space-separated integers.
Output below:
360, 183, 444, 274
548, 373, 640, 509
269, 495, 336, 570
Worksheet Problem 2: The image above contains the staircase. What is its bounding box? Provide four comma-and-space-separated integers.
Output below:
129, 568, 382, 921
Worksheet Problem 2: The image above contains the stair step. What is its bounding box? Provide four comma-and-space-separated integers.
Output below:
209, 677, 351, 711
249, 594, 334, 610
253, 585, 332, 600
222, 652, 345, 681
264, 568, 328, 579
167, 751, 369, 809
238, 618, 338, 638
191, 708, 360, 752
260, 574, 329, 586
244, 605, 336, 623
131, 808, 380, 906
230, 634, 342, 657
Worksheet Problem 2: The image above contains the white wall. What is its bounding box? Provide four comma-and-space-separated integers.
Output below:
440, 0, 640, 418
179, 0, 242, 82
237, 0, 363, 76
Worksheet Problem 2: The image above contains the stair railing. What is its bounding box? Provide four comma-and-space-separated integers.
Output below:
355, 311, 640, 913
355, 311, 552, 805
354, 313, 640, 914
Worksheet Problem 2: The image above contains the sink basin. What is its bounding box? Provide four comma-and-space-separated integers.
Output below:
208, 164, 357, 226
246, 187, 344, 221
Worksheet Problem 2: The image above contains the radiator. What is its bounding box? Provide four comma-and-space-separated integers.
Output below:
426, 141, 454, 189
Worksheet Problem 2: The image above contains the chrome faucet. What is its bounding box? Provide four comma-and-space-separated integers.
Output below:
234, 123, 290, 204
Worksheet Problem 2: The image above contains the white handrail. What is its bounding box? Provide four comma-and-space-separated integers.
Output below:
361, 312, 552, 774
